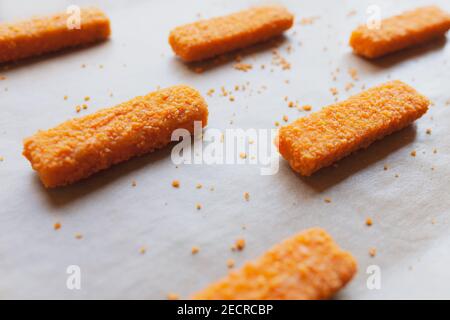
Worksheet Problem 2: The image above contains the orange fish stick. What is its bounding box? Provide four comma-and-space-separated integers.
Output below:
0, 7, 110, 64
23, 86, 208, 188
192, 228, 357, 300
169, 6, 294, 62
277, 81, 429, 176
350, 6, 450, 59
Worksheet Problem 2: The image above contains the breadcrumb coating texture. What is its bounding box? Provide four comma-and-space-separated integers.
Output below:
350, 6, 450, 58
23, 85, 208, 188
169, 6, 294, 62
192, 228, 357, 300
0, 7, 110, 63
277, 81, 429, 176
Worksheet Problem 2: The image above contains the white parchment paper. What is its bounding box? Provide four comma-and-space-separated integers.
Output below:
0, 0, 449, 299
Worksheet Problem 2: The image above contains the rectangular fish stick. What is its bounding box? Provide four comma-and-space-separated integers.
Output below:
350, 6, 450, 59
277, 81, 429, 176
169, 6, 294, 62
192, 228, 357, 300
0, 7, 110, 64
23, 86, 208, 188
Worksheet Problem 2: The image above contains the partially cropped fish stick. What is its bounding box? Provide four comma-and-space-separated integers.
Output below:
23, 86, 208, 188
278, 81, 429, 176
193, 228, 357, 300
350, 6, 450, 59
169, 6, 294, 62
0, 7, 110, 64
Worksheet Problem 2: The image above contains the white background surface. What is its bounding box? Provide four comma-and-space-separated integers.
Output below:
0, 0, 449, 299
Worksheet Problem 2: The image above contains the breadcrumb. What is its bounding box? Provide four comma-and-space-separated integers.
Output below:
369, 247, 377, 257
366, 218, 373, 226
139, 246, 147, 254
196, 203, 202, 210
167, 293, 179, 300
233, 238, 246, 251
172, 180, 180, 188
324, 198, 332, 203
227, 259, 235, 269
426, 128, 432, 135
191, 246, 200, 254
282, 115, 289, 122
410, 150, 417, 157
302, 105, 312, 111
196, 183, 203, 189
243, 192, 250, 201
53, 222, 61, 230
74, 233, 83, 240
234, 63, 253, 72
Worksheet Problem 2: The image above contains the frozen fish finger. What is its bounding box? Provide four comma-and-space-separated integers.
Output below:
277, 81, 429, 176
169, 6, 294, 62
192, 228, 357, 300
350, 6, 450, 59
0, 7, 110, 64
23, 85, 208, 188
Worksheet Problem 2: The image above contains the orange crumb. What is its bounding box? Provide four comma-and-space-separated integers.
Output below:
75, 105, 81, 113
227, 259, 235, 269
348, 68, 359, 81
172, 180, 180, 188
239, 152, 247, 159
63, 95, 68, 100
366, 218, 373, 226
53, 222, 61, 230
330, 87, 338, 96
288, 101, 294, 108
302, 105, 312, 111
233, 238, 246, 251
283, 115, 289, 122
369, 247, 377, 257
410, 150, 417, 157
243, 192, 250, 201
234, 63, 253, 72
191, 246, 200, 254
139, 246, 147, 254
167, 293, 179, 300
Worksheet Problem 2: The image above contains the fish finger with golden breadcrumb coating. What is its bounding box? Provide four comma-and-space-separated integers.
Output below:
169, 6, 294, 62
350, 6, 450, 59
192, 228, 357, 300
277, 81, 429, 176
23, 85, 208, 188
0, 7, 110, 64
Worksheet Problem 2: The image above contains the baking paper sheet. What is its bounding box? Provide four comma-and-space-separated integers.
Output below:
1, 0, 450, 299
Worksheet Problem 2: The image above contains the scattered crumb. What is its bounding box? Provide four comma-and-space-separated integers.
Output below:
0, 156, 4, 162
345, 82, 354, 91
288, 101, 294, 108
274, 121, 280, 127
234, 63, 252, 72
207, 88, 215, 97
167, 293, 179, 300
330, 87, 338, 96
75, 105, 81, 113
84, 96, 90, 102
348, 68, 359, 81
324, 198, 332, 203
227, 259, 235, 268
282, 115, 289, 122
0, 75, 6, 80
395, 174, 400, 178
53, 222, 61, 230
369, 247, 377, 257
82, 104, 88, 110
64, 95, 68, 100
193, 67, 204, 74
243, 192, 250, 201
239, 152, 247, 159
426, 128, 432, 135
229, 96, 235, 102
191, 246, 200, 255
299, 16, 320, 25
433, 148, 438, 154
196, 203, 202, 210
232, 238, 246, 251
410, 150, 417, 157
139, 246, 147, 254
383, 164, 389, 171
196, 183, 203, 189
74, 233, 83, 240
366, 218, 373, 226
81, 64, 86, 68
172, 180, 180, 188
302, 105, 312, 111
131, 180, 137, 187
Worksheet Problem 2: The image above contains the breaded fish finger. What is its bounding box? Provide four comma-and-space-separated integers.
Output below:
192, 228, 357, 300
23, 86, 208, 188
277, 81, 429, 176
169, 6, 294, 62
350, 6, 450, 59
0, 7, 110, 64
